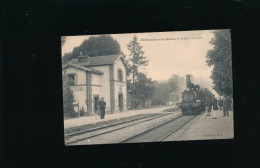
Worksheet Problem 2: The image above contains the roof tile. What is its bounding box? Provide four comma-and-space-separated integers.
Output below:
69, 54, 121, 67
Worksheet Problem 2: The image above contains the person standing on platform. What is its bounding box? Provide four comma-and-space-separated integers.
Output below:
223, 95, 230, 117
199, 90, 206, 112
98, 97, 106, 119
205, 97, 212, 116
218, 98, 223, 111
228, 96, 232, 111
212, 96, 218, 119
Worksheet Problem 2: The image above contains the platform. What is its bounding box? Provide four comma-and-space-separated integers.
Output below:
176, 109, 234, 141
64, 105, 178, 133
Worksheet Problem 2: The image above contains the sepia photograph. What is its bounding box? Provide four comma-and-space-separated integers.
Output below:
61, 30, 233, 146
3, 0, 260, 167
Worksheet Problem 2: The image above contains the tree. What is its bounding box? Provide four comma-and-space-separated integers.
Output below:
61, 36, 66, 46
120, 51, 127, 58
127, 35, 149, 108
62, 52, 74, 65
62, 35, 121, 64
150, 75, 185, 105
63, 74, 76, 118
134, 72, 154, 106
206, 30, 232, 97
151, 81, 169, 105
167, 74, 185, 95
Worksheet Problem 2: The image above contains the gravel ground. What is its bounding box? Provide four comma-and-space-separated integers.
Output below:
166, 110, 234, 141
64, 105, 177, 134
123, 115, 194, 143
68, 111, 182, 145
65, 113, 155, 134
66, 109, 233, 145
65, 113, 172, 144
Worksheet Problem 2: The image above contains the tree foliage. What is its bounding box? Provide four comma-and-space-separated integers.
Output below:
127, 36, 149, 75
63, 74, 76, 118
134, 72, 154, 105
127, 35, 149, 108
167, 74, 185, 94
127, 72, 154, 108
62, 35, 121, 64
61, 36, 66, 46
206, 30, 232, 97
152, 81, 169, 105
152, 74, 185, 105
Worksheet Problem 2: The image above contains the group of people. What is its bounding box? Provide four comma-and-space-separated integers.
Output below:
205, 94, 232, 119
96, 95, 233, 120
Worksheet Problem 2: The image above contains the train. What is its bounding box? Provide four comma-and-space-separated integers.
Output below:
177, 75, 213, 115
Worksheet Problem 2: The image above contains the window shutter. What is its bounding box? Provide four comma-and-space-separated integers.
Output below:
75, 74, 78, 85
121, 70, 124, 82
118, 69, 120, 81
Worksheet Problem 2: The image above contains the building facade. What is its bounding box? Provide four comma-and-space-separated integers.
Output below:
63, 54, 128, 114
162, 89, 181, 105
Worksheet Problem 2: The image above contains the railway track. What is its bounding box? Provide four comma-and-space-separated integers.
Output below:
119, 115, 196, 143
158, 115, 196, 141
65, 113, 160, 137
65, 112, 176, 145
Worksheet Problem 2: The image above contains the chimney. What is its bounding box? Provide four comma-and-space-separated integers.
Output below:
77, 51, 89, 64
186, 75, 191, 89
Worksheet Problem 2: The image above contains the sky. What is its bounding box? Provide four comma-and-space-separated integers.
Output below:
62, 30, 218, 96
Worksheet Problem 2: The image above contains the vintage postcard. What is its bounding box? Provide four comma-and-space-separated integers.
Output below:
62, 30, 233, 146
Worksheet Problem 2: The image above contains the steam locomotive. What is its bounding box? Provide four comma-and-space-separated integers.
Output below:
177, 75, 213, 115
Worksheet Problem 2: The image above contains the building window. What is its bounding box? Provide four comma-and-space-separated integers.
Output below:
68, 74, 75, 85
118, 69, 123, 82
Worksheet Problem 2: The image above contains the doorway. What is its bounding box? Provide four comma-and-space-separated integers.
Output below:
94, 96, 99, 113
118, 94, 123, 112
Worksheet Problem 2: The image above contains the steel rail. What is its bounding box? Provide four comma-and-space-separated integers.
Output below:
65, 113, 161, 137
158, 115, 197, 141
65, 112, 175, 145
118, 115, 183, 143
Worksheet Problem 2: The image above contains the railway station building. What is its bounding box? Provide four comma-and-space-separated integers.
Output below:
63, 54, 129, 114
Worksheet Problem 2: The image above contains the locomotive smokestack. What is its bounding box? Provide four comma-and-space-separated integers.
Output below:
186, 75, 192, 89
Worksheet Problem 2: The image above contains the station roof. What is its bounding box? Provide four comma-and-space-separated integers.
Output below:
62, 63, 103, 75
68, 54, 129, 69
69, 54, 120, 66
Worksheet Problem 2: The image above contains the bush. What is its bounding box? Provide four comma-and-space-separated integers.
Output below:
63, 75, 76, 118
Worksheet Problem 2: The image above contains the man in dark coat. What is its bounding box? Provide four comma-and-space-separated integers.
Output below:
98, 97, 106, 119
218, 98, 223, 111
223, 95, 230, 117
212, 96, 218, 119
228, 96, 232, 111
